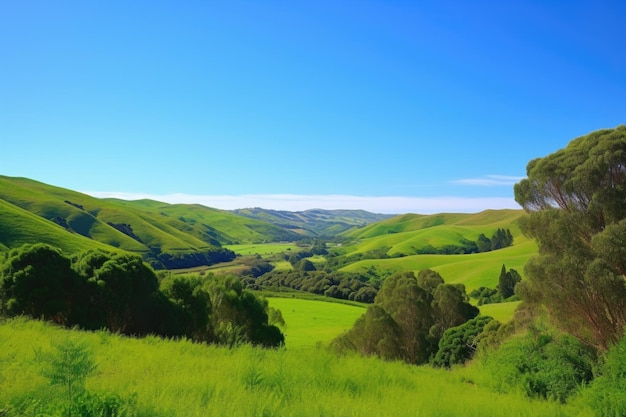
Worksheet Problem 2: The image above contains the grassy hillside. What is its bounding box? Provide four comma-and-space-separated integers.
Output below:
335, 210, 535, 292
0, 198, 114, 254
342, 209, 525, 255
0, 176, 299, 260
0, 318, 575, 417
340, 238, 536, 292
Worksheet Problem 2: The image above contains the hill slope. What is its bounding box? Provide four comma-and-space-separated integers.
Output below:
0, 176, 300, 266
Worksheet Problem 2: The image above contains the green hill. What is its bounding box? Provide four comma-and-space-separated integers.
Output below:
0, 176, 300, 267
233, 207, 393, 236
336, 210, 534, 292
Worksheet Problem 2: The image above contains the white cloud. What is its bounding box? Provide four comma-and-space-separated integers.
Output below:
453, 175, 525, 187
84, 191, 520, 214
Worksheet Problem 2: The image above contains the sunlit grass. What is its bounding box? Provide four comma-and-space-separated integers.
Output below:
0, 318, 576, 417
479, 301, 521, 323
267, 297, 365, 348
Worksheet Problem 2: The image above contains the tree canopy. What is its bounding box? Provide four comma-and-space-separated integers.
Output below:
514, 125, 626, 351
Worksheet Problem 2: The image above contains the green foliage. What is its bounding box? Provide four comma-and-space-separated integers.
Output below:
579, 331, 626, 416
38, 337, 97, 415
249, 269, 379, 303
0, 244, 76, 324
206, 275, 284, 347
0, 244, 283, 348
479, 325, 596, 403
497, 264, 522, 299
334, 270, 478, 365
514, 125, 626, 351
469, 286, 501, 305
432, 315, 493, 368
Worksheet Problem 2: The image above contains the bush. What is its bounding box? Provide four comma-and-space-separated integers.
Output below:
432, 316, 493, 368
580, 332, 626, 415
480, 326, 595, 402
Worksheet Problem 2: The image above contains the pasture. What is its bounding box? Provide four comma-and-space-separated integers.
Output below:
0, 318, 578, 417
267, 297, 365, 348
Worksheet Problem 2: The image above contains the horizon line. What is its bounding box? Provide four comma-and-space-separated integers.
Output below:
84, 191, 522, 215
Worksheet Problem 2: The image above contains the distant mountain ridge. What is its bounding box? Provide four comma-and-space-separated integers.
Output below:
232, 207, 393, 236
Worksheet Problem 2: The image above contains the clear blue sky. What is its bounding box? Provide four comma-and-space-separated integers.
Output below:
2, 1, 625, 213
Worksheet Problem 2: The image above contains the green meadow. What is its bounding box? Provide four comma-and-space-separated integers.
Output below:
267, 297, 366, 348
225, 243, 300, 256
0, 318, 578, 417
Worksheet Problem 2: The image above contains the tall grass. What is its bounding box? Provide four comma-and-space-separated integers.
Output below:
1, 318, 577, 417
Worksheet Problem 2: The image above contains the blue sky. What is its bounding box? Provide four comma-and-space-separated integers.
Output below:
2, 1, 625, 213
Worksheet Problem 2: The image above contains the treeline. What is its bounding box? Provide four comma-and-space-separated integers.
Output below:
0, 244, 283, 347
416, 228, 514, 255
244, 270, 379, 303
146, 246, 236, 270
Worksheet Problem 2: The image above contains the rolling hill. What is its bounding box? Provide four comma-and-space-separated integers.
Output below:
232, 207, 393, 236
334, 210, 534, 292
0, 176, 301, 266
0, 176, 392, 268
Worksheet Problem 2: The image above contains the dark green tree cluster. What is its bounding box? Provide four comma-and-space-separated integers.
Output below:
0, 244, 283, 347
514, 125, 626, 351
146, 247, 236, 270
332, 269, 478, 365
246, 270, 379, 303
476, 229, 514, 252
416, 230, 513, 255
469, 264, 521, 305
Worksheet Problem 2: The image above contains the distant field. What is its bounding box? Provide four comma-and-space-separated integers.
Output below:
340, 238, 537, 292
479, 301, 521, 323
267, 297, 365, 348
224, 243, 299, 256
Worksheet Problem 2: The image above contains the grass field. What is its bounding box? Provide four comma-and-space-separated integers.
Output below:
267, 297, 365, 348
478, 300, 521, 323
340, 238, 537, 292
0, 318, 581, 417
224, 243, 300, 256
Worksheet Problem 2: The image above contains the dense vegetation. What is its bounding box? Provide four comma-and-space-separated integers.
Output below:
514, 124, 626, 351
0, 244, 283, 347
332, 269, 479, 365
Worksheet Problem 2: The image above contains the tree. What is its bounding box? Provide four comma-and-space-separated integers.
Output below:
430, 283, 479, 339
375, 271, 435, 364
514, 125, 626, 351
0, 244, 76, 324
497, 264, 521, 299
332, 305, 402, 359
416, 269, 444, 293
476, 234, 492, 252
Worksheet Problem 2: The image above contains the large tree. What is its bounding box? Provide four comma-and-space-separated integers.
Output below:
514, 125, 626, 351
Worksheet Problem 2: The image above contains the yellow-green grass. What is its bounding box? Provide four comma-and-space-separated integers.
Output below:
0, 318, 577, 417
479, 301, 522, 323
268, 297, 365, 348
341, 238, 537, 292
271, 260, 293, 271
224, 243, 299, 256
340, 209, 526, 257
0, 176, 298, 257
0, 199, 115, 254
